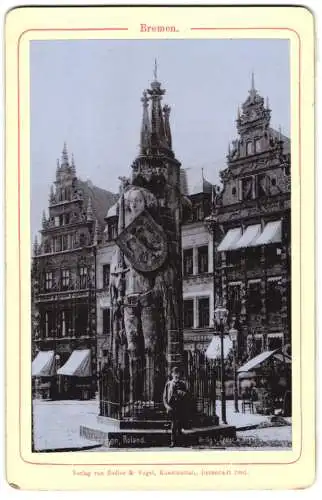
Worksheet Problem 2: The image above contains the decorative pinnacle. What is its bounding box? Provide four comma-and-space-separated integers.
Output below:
141, 89, 149, 106
266, 96, 270, 109
153, 58, 158, 81
71, 153, 76, 176
33, 235, 39, 256
49, 185, 55, 203
61, 142, 69, 165
228, 141, 231, 155
42, 210, 46, 225
251, 71, 255, 91
86, 196, 94, 221
237, 105, 241, 120
278, 125, 282, 141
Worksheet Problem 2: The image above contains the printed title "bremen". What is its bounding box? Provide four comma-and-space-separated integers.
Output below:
140, 24, 179, 32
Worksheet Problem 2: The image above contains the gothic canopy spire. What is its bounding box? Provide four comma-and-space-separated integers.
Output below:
61, 142, 69, 167
140, 90, 151, 154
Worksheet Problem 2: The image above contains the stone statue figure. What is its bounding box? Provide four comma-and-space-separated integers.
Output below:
109, 184, 166, 403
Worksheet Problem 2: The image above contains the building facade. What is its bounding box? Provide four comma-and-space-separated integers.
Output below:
211, 77, 291, 363
31, 145, 117, 399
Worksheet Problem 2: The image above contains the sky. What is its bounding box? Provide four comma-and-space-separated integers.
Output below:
31, 39, 290, 239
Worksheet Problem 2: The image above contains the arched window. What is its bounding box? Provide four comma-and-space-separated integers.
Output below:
246, 141, 253, 155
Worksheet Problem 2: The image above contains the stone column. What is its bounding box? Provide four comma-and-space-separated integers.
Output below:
193, 247, 198, 275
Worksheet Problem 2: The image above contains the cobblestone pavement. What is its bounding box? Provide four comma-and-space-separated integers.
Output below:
33, 398, 291, 452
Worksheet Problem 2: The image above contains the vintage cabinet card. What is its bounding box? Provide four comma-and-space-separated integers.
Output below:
5, 4, 315, 490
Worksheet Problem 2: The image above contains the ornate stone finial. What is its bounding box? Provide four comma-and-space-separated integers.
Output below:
251, 71, 255, 91
49, 185, 55, 204
228, 141, 231, 156
153, 58, 158, 81
163, 104, 172, 149
33, 235, 39, 256
266, 96, 270, 109
61, 142, 69, 166
56, 158, 60, 171
140, 90, 151, 153
86, 196, 94, 221
71, 153, 76, 177
42, 210, 47, 227
278, 125, 282, 141
237, 105, 241, 120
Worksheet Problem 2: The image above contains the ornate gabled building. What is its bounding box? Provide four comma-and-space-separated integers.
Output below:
209, 75, 291, 363
31, 144, 117, 399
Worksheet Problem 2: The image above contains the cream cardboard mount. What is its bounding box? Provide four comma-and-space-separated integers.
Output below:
4, 5, 315, 491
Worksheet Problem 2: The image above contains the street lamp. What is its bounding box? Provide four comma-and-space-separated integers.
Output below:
214, 305, 228, 424
55, 354, 61, 399
229, 324, 239, 413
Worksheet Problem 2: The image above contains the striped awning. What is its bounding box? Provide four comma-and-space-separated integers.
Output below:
57, 349, 92, 377
32, 350, 55, 377
235, 224, 262, 249
254, 220, 282, 246
217, 228, 242, 252
236, 348, 291, 374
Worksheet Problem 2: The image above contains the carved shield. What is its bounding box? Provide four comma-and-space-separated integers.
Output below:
116, 210, 168, 273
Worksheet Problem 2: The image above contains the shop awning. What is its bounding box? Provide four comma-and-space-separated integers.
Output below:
57, 349, 91, 377
217, 228, 242, 252
32, 350, 55, 377
237, 349, 289, 374
254, 220, 282, 246
205, 335, 233, 360
235, 224, 262, 249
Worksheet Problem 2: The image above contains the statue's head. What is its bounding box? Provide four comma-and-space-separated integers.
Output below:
126, 188, 146, 215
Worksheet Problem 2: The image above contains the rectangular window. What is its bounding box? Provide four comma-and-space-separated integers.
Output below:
61, 234, 68, 251
61, 269, 70, 290
241, 177, 253, 200
45, 272, 53, 291
226, 250, 241, 267
265, 245, 282, 267
53, 237, 60, 252
103, 308, 110, 334
198, 246, 208, 274
227, 284, 241, 315
44, 312, 49, 337
267, 334, 283, 350
198, 297, 209, 328
267, 279, 282, 313
246, 246, 261, 269
79, 267, 88, 289
247, 334, 264, 357
254, 138, 261, 153
183, 299, 194, 329
103, 264, 110, 288
183, 249, 193, 277
75, 306, 88, 336
54, 216, 60, 227
247, 281, 262, 313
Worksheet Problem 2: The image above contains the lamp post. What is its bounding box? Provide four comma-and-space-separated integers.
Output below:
229, 325, 239, 413
214, 305, 228, 424
55, 354, 61, 399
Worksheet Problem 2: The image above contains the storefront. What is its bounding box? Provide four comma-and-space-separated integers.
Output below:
237, 348, 292, 416
57, 349, 93, 400
32, 350, 56, 399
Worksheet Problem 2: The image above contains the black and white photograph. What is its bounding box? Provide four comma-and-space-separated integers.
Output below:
30, 38, 292, 453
